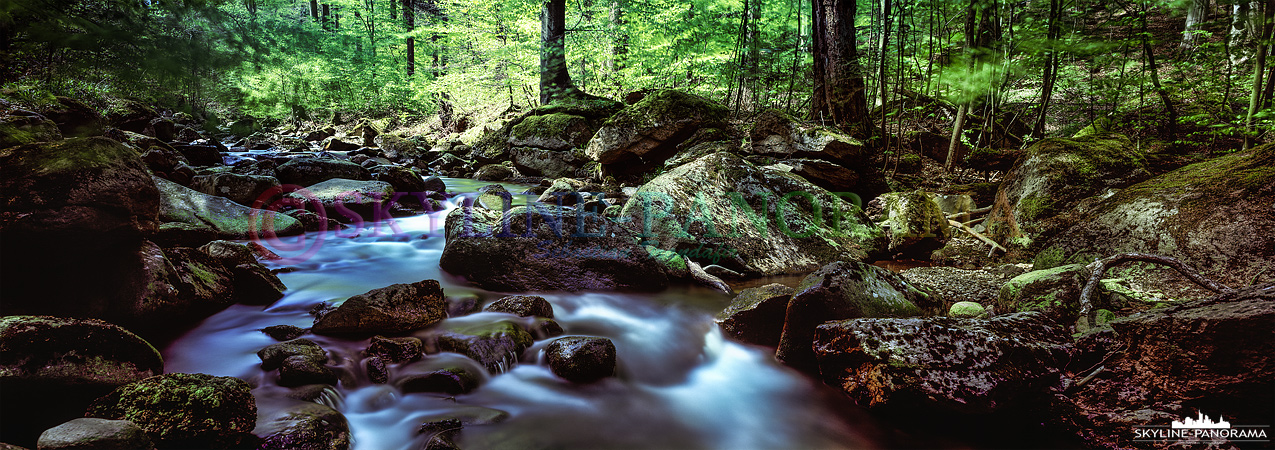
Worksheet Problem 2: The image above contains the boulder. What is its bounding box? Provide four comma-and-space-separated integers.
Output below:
189, 172, 281, 207
261, 325, 307, 341
396, 368, 481, 395
374, 134, 423, 161
197, 240, 286, 305
984, 133, 1148, 246
874, 190, 951, 258
777, 261, 931, 373
508, 113, 592, 150
288, 178, 395, 223
813, 311, 1072, 414
746, 110, 885, 200
769, 159, 859, 193
545, 337, 617, 383
585, 90, 729, 175
365, 336, 423, 363
424, 154, 470, 174
154, 176, 303, 245
484, 296, 554, 318
948, 301, 987, 318
320, 137, 360, 152
714, 283, 793, 347
370, 165, 428, 194
474, 164, 513, 181
257, 339, 328, 371
422, 176, 447, 194
1035, 143, 1275, 287
311, 279, 448, 336
276, 158, 371, 187
171, 144, 222, 167
41, 97, 106, 137
510, 147, 588, 178
436, 321, 533, 373
0, 111, 61, 148
439, 205, 668, 292
619, 152, 886, 277
535, 178, 587, 206
996, 263, 1091, 324
1051, 284, 1275, 449
106, 101, 157, 134
86, 373, 257, 449
0, 317, 163, 447
256, 403, 351, 450
37, 418, 154, 450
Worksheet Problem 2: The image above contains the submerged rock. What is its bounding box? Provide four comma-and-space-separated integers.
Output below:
312, 280, 448, 336
776, 261, 931, 373
545, 336, 617, 383
436, 321, 533, 373
396, 367, 482, 395
484, 295, 555, 318
37, 418, 155, 450
715, 283, 793, 347
256, 402, 351, 450
86, 373, 257, 449
619, 152, 886, 277
365, 336, 423, 363
813, 311, 1072, 414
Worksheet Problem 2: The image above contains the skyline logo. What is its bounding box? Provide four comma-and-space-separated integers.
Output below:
1132, 410, 1269, 444
1172, 412, 1231, 429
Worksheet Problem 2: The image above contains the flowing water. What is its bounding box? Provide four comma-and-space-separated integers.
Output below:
164, 178, 890, 449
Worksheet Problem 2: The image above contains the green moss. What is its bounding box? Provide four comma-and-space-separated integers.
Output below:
1018, 194, 1056, 222
510, 113, 585, 140
601, 90, 729, 132
1, 137, 136, 176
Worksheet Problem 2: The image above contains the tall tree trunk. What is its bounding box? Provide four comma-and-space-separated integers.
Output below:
609, 0, 628, 73
311, 0, 319, 21
404, 0, 415, 77
1244, 0, 1273, 149
1141, 4, 1178, 137
811, 0, 873, 137
1231, 1, 1263, 65
946, 105, 968, 170
1182, 0, 1209, 50
875, 0, 892, 107
322, 4, 330, 30
1032, 0, 1061, 139
540, 0, 580, 104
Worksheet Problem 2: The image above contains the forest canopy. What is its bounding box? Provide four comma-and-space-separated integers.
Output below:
1, 0, 1271, 146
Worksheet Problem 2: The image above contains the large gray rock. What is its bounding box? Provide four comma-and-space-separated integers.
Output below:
874, 190, 951, 258
715, 283, 793, 347
37, 418, 154, 450
619, 152, 886, 277
436, 321, 533, 373
0, 317, 163, 447
510, 147, 588, 178
370, 165, 428, 194
813, 311, 1071, 413
256, 403, 351, 450
984, 133, 1148, 246
288, 178, 396, 223
312, 279, 448, 336
585, 90, 729, 175
1035, 143, 1275, 287
777, 261, 931, 374
189, 172, 281, 207
276, 157, 371, 187
545, 337, 616, 383
155, 176, 303, 244
86, 373, 257, 449
439, 205, 668, 292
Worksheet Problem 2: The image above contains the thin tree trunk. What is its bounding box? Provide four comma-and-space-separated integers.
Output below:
1244, 0, 1273, 149
322, 4, 330, 30
1182, 0, 1209, 50
876, 0, 892, 107
404, 0, 414, 77
946, 104, 967, 170
1032, 0, 1061, 139
609, 0, 628, 73
311, 0, 319, 21
1141, 4, 1178, 137
540, 0, 580, 104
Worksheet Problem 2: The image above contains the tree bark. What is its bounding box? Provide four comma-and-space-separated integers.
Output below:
1181, 0, 1209, 50
404, 0, 415, 78
811, 0, 873, 137
311, 0, 319, 21
540, 0, 581, 104
609, 0, 628, 73
1244, 0, 1273, 150
322, 4, 330, 30
1141, 4, 1178, 137
1032, 0, 1062, 139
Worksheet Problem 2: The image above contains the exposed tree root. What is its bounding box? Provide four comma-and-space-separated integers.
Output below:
1078, 253, 1236, 325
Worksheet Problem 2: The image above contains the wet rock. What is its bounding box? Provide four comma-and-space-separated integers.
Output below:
276, 157, 371, 187
510, 147, 588, 178
365, 336, 423, 363
472, 184, 513, 210
258, 339, 328, 371
41, 97, 105, 137
37, 418, 154, 450
189, 172, 280, 207
86, 373, 257, 449
423, 153, 470, 174
485, 295, 554, 318
528, 318, 565, 340
984, 133, 1148, 246
1035, 143, 1275, 288
419, 418, 463, 450
0, 110, 61, 148
171, 144, 222, 167
261, 325, 307, 341
445, 293, 482, 317
0, 316, 164, 446
997, 263, 1098, 324
287, 178, 395, 223
620, 152, 886, 277
1051, 284, 1275, 449
422, 176, 447, 194
370, 165, 427, 194
545, 337, 617, 383
535, 178, 587, 206
278, 356, 338, 388
436, 321, 534, 373
873, 190, 951, 258
256, 402, 351, 450
439, 205, 668, 292
813, 311, 1071, 414
474, 164, 514, 181
396, 368, 481, 395
715, 283, 793, 347
948, 301, 987, 318
777, 261, 931, 374
154, 176, 303, 245
929, 193, 976, 223
585, 90, 729, 175
320, 137, 360, 152
364, 356, 388, 384
312, 279, 448, 336
197, 240, 285, 305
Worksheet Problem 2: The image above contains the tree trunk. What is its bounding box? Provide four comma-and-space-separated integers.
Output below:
946, 104, 967, 170
811, 0, 873, 137
1182, 0, 1209, 50
1032, 0, 1061, 139
311, 0, 319, 21
609, 0, 627, 73
875, 0, 892, 108
1231, 1, 1263, 65
404, 0, 415, 78
540, 0, 580, 104
1244, 0, 1273, 149
322, 4, 330, 30
1141, 4, 1178, 137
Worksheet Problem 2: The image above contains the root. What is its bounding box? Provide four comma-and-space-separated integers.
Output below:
1078, 253, 1234, 325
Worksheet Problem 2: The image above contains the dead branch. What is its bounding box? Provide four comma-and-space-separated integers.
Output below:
1078, 253, 1235, 326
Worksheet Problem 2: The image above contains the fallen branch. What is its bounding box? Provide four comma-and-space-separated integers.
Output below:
946, 205, 992, 221
947, 219, 1007, 253
1078, 253, 1235, 326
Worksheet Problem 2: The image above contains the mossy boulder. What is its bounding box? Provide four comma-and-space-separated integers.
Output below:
37, 418, 155, 450
436, 321, 534, 373
276, 157, 371, 187
0, 316, 164, 447
40, 97, 106, 138
948, 301, 987, 318
0, 111, 62, 148
509, 113, 592, 151
255, 402, 351, 450
545, 336, 617, 383
474, 164, 514, 181
619, 152, 886, 277
585, 90, 729, 175
154, 176, 302, 245
715, 283, 794, 347
874, 190, 951, 258
439, 205, 668, 292
813, 311, 1071, 414
311, 279, 448, 336
777, 260, 931, 373
746, 110, 887, 202
470, 99, 622, 166
984, 133, 1149, 246
1036, 143, 1275, 287
997, 263, 1090, 323
86, 373, 257, 449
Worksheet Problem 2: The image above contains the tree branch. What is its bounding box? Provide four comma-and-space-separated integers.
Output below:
1078, 253, 1235, 326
